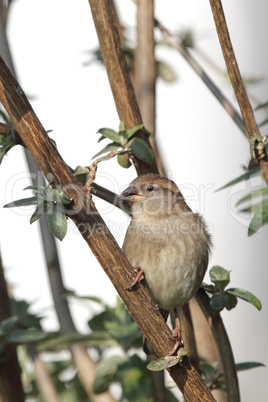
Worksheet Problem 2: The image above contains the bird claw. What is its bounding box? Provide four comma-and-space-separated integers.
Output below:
167, 313, 184, 356
126, 267, 145, 290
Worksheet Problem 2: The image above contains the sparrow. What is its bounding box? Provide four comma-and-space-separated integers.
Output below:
119, 173, 212, 356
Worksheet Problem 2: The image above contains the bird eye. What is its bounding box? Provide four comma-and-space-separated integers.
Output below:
146, 184, 154, 192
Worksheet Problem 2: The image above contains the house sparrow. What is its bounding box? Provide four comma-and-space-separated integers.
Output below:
119, 173, 212, 355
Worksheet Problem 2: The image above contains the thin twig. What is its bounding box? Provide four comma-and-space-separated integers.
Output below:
195, 290, 240, 402
209, 0, 268, 186
154, 18, 246, 136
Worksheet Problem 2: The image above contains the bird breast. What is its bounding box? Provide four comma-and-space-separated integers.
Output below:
123, 212, 210, 311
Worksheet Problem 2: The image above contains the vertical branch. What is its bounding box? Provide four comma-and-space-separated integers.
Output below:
209, 0, 268, 186
88, 0, 158, 175
135, 0, 166, 176
0, 255, 24, 402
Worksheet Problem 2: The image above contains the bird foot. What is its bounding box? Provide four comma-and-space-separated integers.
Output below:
126, 266, 145, 290
167, 316, 184, 356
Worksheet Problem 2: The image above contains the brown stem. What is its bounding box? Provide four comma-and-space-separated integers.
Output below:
209, 0, 268, 186
88, 0, 158, 175
134, 0, 166, 177
27, 343, 60, 402
154, 18, 246, 136
0, 255, 24, 402
0, 55, 214, 402
195, 289, 240, 402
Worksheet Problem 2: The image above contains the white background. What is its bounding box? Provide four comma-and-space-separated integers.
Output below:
0, 0, 267, 400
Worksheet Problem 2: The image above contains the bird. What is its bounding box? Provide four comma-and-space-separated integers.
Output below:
119, 173, 212, 356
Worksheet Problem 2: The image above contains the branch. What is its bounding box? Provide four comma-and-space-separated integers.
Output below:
0, 56, 214, 402
154, 18, 246, 136
0, 255, 24, 402
195, 290, 240, 402
88, 0, 158, 175
209, 0, 268, 186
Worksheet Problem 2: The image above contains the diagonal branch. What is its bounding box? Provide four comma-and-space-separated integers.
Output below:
209, 0, 268, 186
0, 55, 214, 402
88, 0, 158, 175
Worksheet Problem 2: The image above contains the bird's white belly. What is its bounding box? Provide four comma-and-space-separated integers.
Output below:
125, 234, 207, 311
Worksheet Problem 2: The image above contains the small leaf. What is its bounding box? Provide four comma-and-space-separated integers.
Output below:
235, 362, 265, 371
209, 266, 230, 291
236, 188, 268, 206
117, 154, 131, 168
201, 282, 216, 293
97, 127, 120, 143
60, 193, 73, 207
210, 293, 229, 312
225, 292, 238, 311
217, 166, 260, 191
0, 317, 18, 335
47, 205, 67, 241
6, 329, 46, 344
118, 121, 125, 132
92, 142, 120, 159
248, 199, 268, 236
128, 137, 155, 165
147, 348, 188, 371
126, 124, 144, 140
30, 202, 48, 224
255, 101, 268, 111
4, 196, 38, 208
227, 288, 262, 310
74, 166, 90, 185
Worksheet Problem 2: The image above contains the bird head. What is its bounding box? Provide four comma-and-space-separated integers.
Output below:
119, 174, 189, 219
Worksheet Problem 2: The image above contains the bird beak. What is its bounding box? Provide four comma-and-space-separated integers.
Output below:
119, 186, 144, 203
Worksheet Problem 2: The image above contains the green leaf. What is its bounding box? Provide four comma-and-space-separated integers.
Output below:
97, 127, 120, 143
118, 121, 125, 132
235, 362, 265, 371
4, 196, 38, 208
6, 329, 46, 344
47, 204, 68, 241
93, 356, 126, 394
147, 348, 188, 371
227, 288, 262, 310
201, 282, 216, 293
209, 266, 230, 291
248, 199, 268, 236
259, 117, 268, 128
117, 154, 131, 168
60, 193, 73, 207
217, 166, 260, 191
210, 293, 229, 312
236, 188, 268, 206
255, 101, 268, 111
225, 292, 238, 311
30, 202, 49, 224
126, 124, 144, 140
0, 317, 18, 335
74, 165, 90, 185
92, 142, 120, 159
128, 137, 155, 165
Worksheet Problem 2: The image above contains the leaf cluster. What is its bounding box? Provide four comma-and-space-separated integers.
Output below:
4, 185, 73, 241
0, 315, 45, 364
218, 165, 268, 235
202, 266, 262, 316
94, 121, 155, 167
0, 128, 16, 164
